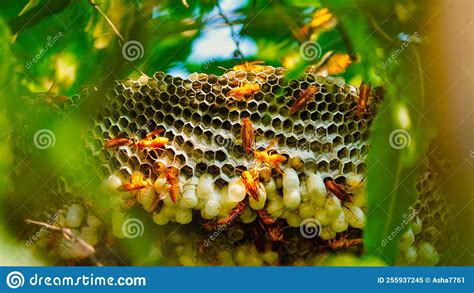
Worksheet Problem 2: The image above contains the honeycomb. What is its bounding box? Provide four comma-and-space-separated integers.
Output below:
412, 145, 457, 264
86, 66, 379, 185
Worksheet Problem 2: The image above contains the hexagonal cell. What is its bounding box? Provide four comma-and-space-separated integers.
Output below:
322, 142, 332, 153
321, 112, 332, 123
271, 117, 282, 130
195, 162, 207, 174
317, 160, 329, 172
343, 162, 355, 173
327, 124, 337, 135
329, 159, 341, 171
310, 141, 322, 153
183, 122, 194, 136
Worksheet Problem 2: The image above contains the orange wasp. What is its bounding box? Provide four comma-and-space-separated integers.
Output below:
253, 140, 287, 174
257, 209, 277, 225
241, 168, 261, 201
353, 81, 372, 118
227, 82, 260, 101
259, 221, 288, 244
241, 117, 255, 154
134, 129, 169, 149
232, 60, 265, 72
323, 178, 353, 203
120, 172, 153, 192
165, 166, 180, 204
104, 136, 133, 149
289, 85, 318, 114
217, 201, 246, 226
327, 236, 363, 250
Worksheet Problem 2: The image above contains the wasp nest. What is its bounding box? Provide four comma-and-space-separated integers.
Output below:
85, 66, 382, 246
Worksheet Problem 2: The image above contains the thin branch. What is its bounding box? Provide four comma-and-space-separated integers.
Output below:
25, 219, 102, 266
89, 0, 124, 42
216, 2, 245, 60
88, 0, 147, 77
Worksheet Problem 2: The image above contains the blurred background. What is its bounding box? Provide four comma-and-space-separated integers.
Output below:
0, 0, 472, 266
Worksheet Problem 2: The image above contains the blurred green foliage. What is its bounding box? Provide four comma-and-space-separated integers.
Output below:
0, 0, 432, 265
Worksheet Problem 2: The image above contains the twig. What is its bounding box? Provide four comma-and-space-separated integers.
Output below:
182, 0, 190, 8
25, 219, 102, 266
89, 0, 124, 42
88, 0, 147, 77
216, 2, 245, 60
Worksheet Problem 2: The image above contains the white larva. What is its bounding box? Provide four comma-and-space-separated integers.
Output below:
352, 192, 367, 208
324, 194, 342, 220
298, 202, 315, 219
344, 205, 366, 228
219, 185, 236, 212
287, 213, 303, 227
204, 191, 221, 217
283, 189, 301, 210
80, 226, 99, 246
197, 174, 215, 200
102, 174, 122, 191
300, 179, 310, 202
180, 177, 199, 208
86, 214, 102, 228
137, 186, 158, 212
282, 168, 301, 209
153, 210, 169, 225
314, 207, 332, 226
331, 210, 349, 233
66, 204, 85, 228
279, 209, 293, 219
249, 183, 266, 210
282, 168, 299, 191
305, 173, 327, 207
320, 227, 337, 240
240, 206, 257, 223
153, 174, 168, 195
264, 178, 278, 200
227, 177, 247, 203
266, 197, 284, 219
162, 206, 177, 218
175, 208, 193, 224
